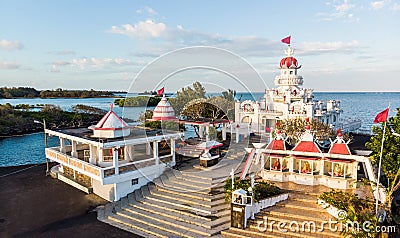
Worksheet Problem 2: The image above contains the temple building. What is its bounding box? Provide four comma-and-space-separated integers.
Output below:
259, 127, 375, 189
151, 95, 177, 121
45, 105, 182, 201
234, 45, 361, 134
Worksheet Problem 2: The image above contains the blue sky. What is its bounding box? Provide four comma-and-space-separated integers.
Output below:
0, 0, 399, 92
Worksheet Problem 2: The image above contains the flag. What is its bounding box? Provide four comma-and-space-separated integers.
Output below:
281, 36, 291, 45
157, 87, 164, 96
374, 108, 389, 124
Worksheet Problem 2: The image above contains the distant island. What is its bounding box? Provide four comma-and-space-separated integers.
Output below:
0, 87, 119, 98
0, 104, 105, 137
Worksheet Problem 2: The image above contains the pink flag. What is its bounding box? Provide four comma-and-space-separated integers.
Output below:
374, 108, 389, 123
281, 36, 291, 45
157, 87, 164, 96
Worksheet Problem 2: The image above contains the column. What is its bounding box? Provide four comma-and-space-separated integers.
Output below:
146, 142, 151, 155
289, 157, 294, 173
230, 123, 233, 138
113, 147, 119, 175
170, 139, 176, 165
98, 146, 103, 162
199, 126, 204, 139
153, 141, 159, 166
222, 123, 227, 140
235, 125, 239, 143
319, 160, 324, 175
89, 144, 96, 164
71, 140, 78, 158
206, 126, 210, 142
60, 138, 66, 153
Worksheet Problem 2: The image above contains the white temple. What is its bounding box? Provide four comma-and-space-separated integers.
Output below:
234, 45, 361, 134
151, 95, 177, 121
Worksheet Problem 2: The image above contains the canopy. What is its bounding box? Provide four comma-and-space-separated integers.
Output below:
196, 140, 223, 149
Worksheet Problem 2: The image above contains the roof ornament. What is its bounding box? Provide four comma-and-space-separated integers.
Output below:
109, 103, 114, 111
285, 46, 294, 57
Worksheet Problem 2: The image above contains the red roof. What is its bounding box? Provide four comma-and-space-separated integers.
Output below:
266, 140, 285, 150
293, 141, 321, 153
329, 143, 351, 155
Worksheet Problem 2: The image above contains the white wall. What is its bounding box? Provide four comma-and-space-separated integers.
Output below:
92, 179, 115, 201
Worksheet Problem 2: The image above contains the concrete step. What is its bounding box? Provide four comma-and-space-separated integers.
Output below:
221, 227, 285, 238
155, 184, 225, 202
275, 200, 321, 212
141, 185, 228, 216
107, 214, 170, 238
149, 185, 226, 208
257, 207, 334, 224
159, 175, 218, 194
128, 200, 230, 229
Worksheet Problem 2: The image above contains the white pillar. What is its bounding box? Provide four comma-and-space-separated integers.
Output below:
114, 184, 119, 202
222, 123, 227, 140
289, 157, 294, 173
60, 138, 66, 153
319, 160, 324, 175
89, 144, 96, 164
71, 141, 78, 158
235, 125, 239, 143
199, 126, 204, 139
230, 123, 233, 138
153, 141, 159, 166
170, 139, 176, 165
98, 146, 103, 162
146, 142, 151, 155
206, 126, 210, 142
113, 147, 119, 175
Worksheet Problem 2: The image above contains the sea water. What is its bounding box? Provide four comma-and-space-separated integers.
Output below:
1, 92, 399, 166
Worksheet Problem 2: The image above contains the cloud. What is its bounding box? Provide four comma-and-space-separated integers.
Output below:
136, 6, 158, 15
52, 60, 71, 66
0, 39, 24, 51
53, 50, 76, 55
109, 20, 166, 39
317, 0, 358, 21
70, 57, 133, 69
371, 1, 385, 10
298, 40, 362, 55
0, 60, 20, 69
392, 2, 400, 11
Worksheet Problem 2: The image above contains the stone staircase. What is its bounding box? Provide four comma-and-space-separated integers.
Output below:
98, 168, 233, 237
221, 190, 343, 238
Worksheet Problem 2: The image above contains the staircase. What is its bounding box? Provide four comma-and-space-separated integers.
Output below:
221, 190, 343, 238
99, 168, 232, 237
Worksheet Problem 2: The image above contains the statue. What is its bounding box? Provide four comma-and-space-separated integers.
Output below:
301, 161, 312, 173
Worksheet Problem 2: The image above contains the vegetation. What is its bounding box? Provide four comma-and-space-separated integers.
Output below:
224, 177, 282, 203
169, 82, 207, 116
0, 87, 40, 98
144, 120, 184, 131
0, 87, 115, 98
319, 190, 377, 238
366, 107, 400, 222
114, 96, 161, 107
0, 104, 103, 136
276, 118, 336, 145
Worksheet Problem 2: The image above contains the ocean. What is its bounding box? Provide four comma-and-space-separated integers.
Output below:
1, 92, 399, 167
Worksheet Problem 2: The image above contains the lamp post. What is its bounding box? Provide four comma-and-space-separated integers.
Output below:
34, 119, 49, 175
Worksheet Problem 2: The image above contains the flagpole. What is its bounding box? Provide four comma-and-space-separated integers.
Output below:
375, 104, 390, 215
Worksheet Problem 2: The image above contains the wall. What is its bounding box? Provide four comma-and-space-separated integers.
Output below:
92, 179, 115, 201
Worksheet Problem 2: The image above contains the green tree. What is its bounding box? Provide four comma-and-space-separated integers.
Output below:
366, 107, 400, 220
169, 81, 206, 116
276, 118, 335, 145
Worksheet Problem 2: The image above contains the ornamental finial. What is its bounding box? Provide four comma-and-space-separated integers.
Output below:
285, 45, 294, 57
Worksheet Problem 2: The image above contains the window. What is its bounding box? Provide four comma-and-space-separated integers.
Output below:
131, 178, 139, 185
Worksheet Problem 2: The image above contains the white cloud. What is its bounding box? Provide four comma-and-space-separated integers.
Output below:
371, 1, 385, 10
0, 60, 20, 69
55, 50, 76, 55
136, 6, 158, 15
109, 20, 166, 39
71, 57, 132, 69
392, 2, 400, 11
0, 39, 24, 51
52, 60, 70, 66
317, 0, 357, 21
298, 40, 361, 55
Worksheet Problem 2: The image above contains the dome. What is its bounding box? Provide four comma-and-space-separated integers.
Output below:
152, 96, 177, 121
280, 56, 298, 68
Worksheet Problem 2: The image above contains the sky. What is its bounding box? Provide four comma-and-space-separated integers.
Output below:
0, 0, 399, 92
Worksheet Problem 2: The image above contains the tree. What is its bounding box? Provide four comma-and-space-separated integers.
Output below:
366, 107, 400, 219
276, 118, 335, 145
169, 81, 206, 116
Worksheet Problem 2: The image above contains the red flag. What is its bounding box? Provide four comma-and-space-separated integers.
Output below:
281, 36, 291, 45
374, 108, 389, 124
157, 87, 164, 96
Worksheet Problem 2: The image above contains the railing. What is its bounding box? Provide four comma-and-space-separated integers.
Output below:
45, 147, 103, 179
